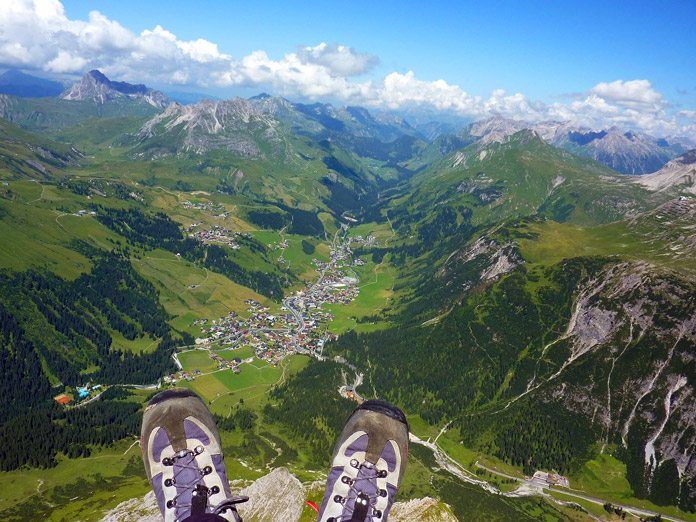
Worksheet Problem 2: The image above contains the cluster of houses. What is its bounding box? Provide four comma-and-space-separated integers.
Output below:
182, 200, 225, 213
349, 234, 378, 247
297, 273, 359, 307
268, 240, 289, 250
192, 298, 335, 361
164, 371, 195, 384
209, 352, 245, 373
180, 232, 367, 375
186, 224, 241, 249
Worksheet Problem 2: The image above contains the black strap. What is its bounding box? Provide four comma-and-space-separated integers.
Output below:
349, 492, 370, 522
190, 484, 209, 515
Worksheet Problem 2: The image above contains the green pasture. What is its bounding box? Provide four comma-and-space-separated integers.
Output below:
110, 330, 158, 354
324, 260, 396, 334
0, 438, 149, 522
0, 187, 125, 278
178, 349, 218, 373
347, 221, 395, 244
216, 345, 256, 360
132, 250, 272, 321
179, 355, 309, 405
518, 219, 696, 275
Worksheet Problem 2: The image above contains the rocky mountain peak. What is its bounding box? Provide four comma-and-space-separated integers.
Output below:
468, 114, 527, 139
634, 149, 696, 193
136, 96, 289, 159
61, 70, 170, 109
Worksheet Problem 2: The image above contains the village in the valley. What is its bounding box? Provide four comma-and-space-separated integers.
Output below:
165, 229, 378, 385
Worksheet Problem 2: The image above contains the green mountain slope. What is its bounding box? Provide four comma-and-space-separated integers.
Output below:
0, 93, 160, 134
389, 130, 666, 229
0, 118, 81, 179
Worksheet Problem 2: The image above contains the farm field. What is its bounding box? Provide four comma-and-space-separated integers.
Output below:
324, 260, 396, 334
177, 354, 309, 405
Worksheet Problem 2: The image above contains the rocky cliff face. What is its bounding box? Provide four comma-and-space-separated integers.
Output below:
135, 98, 291, 159
96, 468, 458, 522
61, 70, 170, 109
529, 256, 696, 501
634, 149, 696, 194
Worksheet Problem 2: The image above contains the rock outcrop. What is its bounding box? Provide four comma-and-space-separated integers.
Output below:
96, 468, 459, 522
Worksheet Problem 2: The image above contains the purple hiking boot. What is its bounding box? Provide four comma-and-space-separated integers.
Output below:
141, 388, 248, 522
317, 400, 409, 522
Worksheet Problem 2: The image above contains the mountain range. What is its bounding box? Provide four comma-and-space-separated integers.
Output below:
0, 69, 692, 175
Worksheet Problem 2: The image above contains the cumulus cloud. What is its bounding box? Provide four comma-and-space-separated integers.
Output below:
0, 0, 232, 85
0, 0, 693, 139
297, 43, 377, 76
589, 79, 666, 112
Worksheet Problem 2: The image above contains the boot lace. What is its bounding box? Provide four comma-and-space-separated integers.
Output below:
162, 446, 248, 521
328, 459, 388, 522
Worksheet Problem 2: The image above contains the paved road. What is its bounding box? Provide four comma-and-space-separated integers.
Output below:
475, 462, 686, 522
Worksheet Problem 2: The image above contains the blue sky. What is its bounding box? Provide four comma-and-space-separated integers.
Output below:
59, 0, 696, 102
1, 0, 695, 137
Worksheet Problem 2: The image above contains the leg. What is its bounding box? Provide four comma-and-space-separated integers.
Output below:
141, 388, 248, 522
317, 400, 409, 522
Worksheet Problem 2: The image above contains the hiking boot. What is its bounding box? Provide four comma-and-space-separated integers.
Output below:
141, 388, 248, 522
317, 400, 409, 522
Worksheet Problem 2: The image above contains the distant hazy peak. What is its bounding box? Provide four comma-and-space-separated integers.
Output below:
61, 70, 170, 109
0, 69, 65, 98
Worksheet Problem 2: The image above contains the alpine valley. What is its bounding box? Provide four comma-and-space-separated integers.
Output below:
1, 70, 695, 522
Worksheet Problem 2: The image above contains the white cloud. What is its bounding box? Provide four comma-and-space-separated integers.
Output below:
0, 0, 693, 139
589, 79, 666, 112
676, 110, 696, 121
45, 50, 87, 73
296, 43, 377, 77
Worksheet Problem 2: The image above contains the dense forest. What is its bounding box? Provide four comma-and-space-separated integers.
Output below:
324, 258, 604, 471
264, 359, 355, 465
0, 390, 143, 470
0, 252, 179, 471
246, 203, 325, 237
